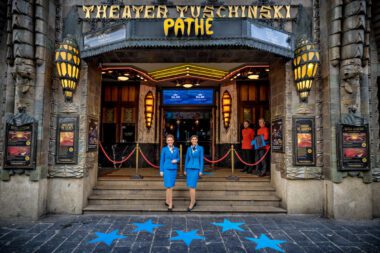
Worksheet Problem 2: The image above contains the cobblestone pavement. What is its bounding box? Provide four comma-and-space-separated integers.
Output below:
0, 214, 379, 253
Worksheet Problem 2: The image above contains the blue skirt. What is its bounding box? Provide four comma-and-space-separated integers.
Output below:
163, 169, 177, 188
186, 169, 200, 188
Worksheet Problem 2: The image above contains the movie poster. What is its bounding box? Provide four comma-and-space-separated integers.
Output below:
293, 117, 316, 166
56, 115, 79, 164
88, 117, 99, 151
271, 118, 284, 153
337, 124, 369, 171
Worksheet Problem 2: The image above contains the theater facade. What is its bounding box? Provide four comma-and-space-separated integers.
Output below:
0, 0, 380, 219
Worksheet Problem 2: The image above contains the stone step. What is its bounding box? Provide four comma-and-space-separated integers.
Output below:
83, 204, 287, 213
93, 184, 275, 191
92, 189, 276, 196
98, 176, 271, 182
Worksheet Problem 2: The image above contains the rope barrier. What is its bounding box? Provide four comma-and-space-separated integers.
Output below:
234, 146, 270, 167
139, 149, 160, 169
99, 142, 136, 165
204, 149, 231, 164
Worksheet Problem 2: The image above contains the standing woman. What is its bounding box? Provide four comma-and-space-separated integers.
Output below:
184, 135, 204, 211
160, 134, 180, 211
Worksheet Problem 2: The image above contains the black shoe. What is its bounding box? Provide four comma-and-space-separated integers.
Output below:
165, 202, 169, 206
187, 202, 197, 212
168, 207, 173, 212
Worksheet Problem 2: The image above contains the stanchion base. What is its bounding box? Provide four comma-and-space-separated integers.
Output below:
177, 174, 186, 179
131, 174, 144, 180
226, 175, 240, 181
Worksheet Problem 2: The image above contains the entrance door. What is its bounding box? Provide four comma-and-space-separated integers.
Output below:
163, 110, 212, 157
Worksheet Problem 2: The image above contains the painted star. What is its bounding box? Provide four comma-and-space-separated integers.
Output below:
132, 219, 163, 233
212, 219, 245, 232
246, 234, 286, 253
88, 229, 126, 246
171, 229, 205, 246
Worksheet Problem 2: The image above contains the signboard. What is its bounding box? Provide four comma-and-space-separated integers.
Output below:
4, 123, 37, 169
84, 25, 126, 50
337, 124, 370, 171
250, 23, 292, 49
293, 117, 316, 166
87, 117, 99, 152
56, 115, 79, 164
163, 89, 214, 105
271, 118, 284, 153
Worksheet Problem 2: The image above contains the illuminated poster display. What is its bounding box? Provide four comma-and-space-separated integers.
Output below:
56, 115, 79, 164
293, 117, 316, 166
163, 89, 214, 105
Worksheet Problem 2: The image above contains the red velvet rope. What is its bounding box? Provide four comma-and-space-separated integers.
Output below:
99, 142, 136, 165
234, 146, 270, 166
204, 149, 231, 164
139, 149, 160, 169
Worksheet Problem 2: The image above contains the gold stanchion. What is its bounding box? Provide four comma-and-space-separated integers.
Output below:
227, 145, 239, 181
178, 144, 185, 179
132, 143, 143, 179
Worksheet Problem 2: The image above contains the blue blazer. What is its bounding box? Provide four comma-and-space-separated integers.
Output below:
159, 146, 180, 172
185, 145, 204, 173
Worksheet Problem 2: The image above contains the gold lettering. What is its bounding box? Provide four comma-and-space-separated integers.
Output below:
203, 6, 214, 18
194, 18, 204, 36
157, 5, 168, 18
216, 6, 226, 18
133, 6, 144, 18
175, 18, 185, 36
248, 6, 258, 19
164, 18, 175, 36
240, 6, 246, 18
122, 6, 131, 19
285, 5, 291, 18
144, 5, 155, 19
205, 18, 213, 35
273, 6, 284, 18
184, 18, 194, 35
96, 5, 108, 19
176, 6, 188, 18
109, 5, 120, 19
228, 6, 239, 18
82, 5, 94, 19
260, 6, 272, 19
191, 6, 201, 18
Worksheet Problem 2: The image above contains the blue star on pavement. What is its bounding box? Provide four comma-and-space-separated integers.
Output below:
246, 234, 286, 253
171, 230, 205, 247
212, 218, 245, 232
132, 219, 163, 233
88, 229, 126, 246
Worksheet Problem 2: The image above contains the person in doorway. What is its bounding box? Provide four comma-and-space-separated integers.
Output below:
241, 120, 255, 173
255, 118, 269, 177
184, 135, 204, 212
160, 134, 180, 211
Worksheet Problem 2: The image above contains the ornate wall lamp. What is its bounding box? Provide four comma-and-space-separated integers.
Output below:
221, 91, 232, 129
144, 91, 154, 129
55, 36, 81, 102
293, 38, 320, 102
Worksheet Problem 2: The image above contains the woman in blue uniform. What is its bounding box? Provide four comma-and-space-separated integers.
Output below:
184, 135, 204, 211
160, 134, 179, 211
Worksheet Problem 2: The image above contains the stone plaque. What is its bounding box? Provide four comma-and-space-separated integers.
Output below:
271, 117, 284, 153
337, 124, 370, 171
56, 115, 79, 164
87, 117, 99, 152
293, 117, 316, 166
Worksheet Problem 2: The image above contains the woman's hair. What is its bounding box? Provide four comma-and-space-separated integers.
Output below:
166, 134, 174, 140
243, 120, 250, 125
190, 135, 198, 140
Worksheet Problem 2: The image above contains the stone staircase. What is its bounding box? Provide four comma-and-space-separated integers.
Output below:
83, 175, 286, 214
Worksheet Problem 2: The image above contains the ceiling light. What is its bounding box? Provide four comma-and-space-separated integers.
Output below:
248, 73, 259, 80
265, 68, 270, 72
182, 83, 193, 88
118, 76, 129, 81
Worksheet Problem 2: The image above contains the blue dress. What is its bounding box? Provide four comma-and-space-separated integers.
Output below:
185, 145, 204, 188
160, 146, 180, 188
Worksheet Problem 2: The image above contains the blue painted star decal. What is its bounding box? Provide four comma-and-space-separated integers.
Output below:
246, 234, 286, 252
171, 230, 205, 246
132, 219, 163, 233
88, 229, 126, 246
212, 219, 245, 232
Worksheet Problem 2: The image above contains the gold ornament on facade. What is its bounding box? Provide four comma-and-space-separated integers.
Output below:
221, 91, 232, 129
55, 36, 81, 102
145, 91, 154, 129
293, 38, 320, 102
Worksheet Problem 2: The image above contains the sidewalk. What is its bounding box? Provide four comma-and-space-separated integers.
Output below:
0, 214, 379, 253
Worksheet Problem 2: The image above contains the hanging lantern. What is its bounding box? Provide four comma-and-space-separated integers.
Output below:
55, 36, 81, 102
221, 91, 232, 129
144, 91, 154, 129
293, 38, 320, 102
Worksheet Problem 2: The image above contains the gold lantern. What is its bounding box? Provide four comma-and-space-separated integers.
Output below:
221, 91, 232, 129
55, 36, 81, 102
293, 38, 320, 102
144, 91, 154, 129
